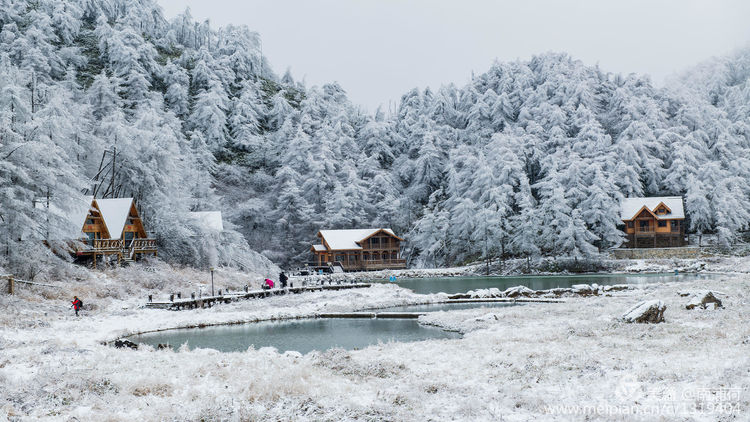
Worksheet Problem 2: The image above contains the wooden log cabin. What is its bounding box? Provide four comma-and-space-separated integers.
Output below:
620, 197, 686, 248
311, 228, 406, 271
66, 197, 157, 267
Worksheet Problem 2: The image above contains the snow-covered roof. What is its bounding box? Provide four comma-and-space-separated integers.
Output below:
96, 198, 134, 240
620, 196, 684, 221
312, 244, 327, 252
318, 228, 400, 251
188, 211, 224, 232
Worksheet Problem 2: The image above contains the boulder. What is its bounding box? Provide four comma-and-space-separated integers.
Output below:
571, 284, 593, 295
622, 300, 666, 323
603, 284, 630, 292
502, 286, 536, 298
114, 339, 139, 350
685, 291, 723, 310
468, 287, 504, 298
487, 287, 502, 297
547, 287, 572, 296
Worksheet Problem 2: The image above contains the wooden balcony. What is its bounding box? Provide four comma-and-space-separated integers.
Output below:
361, 259, 406, 270
76, 238, 157, 256
338, 259, 407, 271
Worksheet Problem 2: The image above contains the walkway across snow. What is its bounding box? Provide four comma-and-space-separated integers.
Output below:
145, 283, 372, 310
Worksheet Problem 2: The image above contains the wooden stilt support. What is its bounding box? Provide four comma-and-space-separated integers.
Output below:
7, 276, 14, 295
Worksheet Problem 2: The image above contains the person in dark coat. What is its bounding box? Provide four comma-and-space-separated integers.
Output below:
279, 272, 288, 288
71, 296, 83, 316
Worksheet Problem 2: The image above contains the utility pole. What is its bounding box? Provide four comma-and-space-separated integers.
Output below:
45, 187, 50, 240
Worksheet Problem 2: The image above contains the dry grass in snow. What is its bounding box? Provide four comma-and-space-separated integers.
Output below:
0, 264, 748, 421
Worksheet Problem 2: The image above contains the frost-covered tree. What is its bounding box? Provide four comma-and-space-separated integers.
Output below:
2, 0, 750, 272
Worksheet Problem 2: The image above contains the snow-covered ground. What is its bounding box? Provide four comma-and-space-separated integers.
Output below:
0, 261, 748, 420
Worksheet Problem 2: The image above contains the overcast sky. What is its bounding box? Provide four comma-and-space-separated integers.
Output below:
158, 0, 750, 111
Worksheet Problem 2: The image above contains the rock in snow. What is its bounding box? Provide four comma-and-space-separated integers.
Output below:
621, 300, 666, 323
571, 284, 594, 295
114, 339, 139, 350
685, 291, 723, 310
503, 286, 536, 298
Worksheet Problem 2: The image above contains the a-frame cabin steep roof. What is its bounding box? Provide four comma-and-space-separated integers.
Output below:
317, 228, 401, 251
620, 196, 685, 221
95, 198, 136, 240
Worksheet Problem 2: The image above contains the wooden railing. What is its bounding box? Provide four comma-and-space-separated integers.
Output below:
362, 259, 406, 270
339, 259, 407, 271
93, 239, 123, 251
131, 238, 157, 251
80, 238, 157, 254
635, 229, 683, 235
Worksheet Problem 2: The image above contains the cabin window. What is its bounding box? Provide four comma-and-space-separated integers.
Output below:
639, 221, 649, 231
671, 221, 680, 232
335, 255, 344, 262
86, 232, 95, 245
657, 220, 667, 227
626, 222, 634, 228
86, 218, 94, 225
123, 232, 135, 242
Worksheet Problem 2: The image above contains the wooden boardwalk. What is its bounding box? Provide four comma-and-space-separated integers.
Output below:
317, 312, 425, 319
145, 283, 372, 310
316, 298, 565, 319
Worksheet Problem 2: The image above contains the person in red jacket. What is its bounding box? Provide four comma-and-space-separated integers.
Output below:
263, 278, 274, 289
71, 296, 82, 316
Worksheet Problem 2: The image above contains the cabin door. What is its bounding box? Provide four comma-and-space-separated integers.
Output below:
123, 231, 135, 246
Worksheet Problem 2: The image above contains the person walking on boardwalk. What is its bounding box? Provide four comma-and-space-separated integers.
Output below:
279, 271, 288, 288
71, 296, 83, 317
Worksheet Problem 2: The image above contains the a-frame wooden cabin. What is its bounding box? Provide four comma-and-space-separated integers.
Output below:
76, 197, 157, 267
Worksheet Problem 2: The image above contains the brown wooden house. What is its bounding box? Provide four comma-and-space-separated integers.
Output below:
620, 197, 686, 248
69, 197, 157, 267
311, 228, 406, 271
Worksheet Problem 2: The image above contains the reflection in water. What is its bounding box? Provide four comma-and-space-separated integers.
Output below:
132, 318, 461, 354
377, 273, 715, 295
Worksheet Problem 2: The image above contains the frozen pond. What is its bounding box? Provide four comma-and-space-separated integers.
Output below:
132, 318, 461, 354
377, 273, 715, 295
